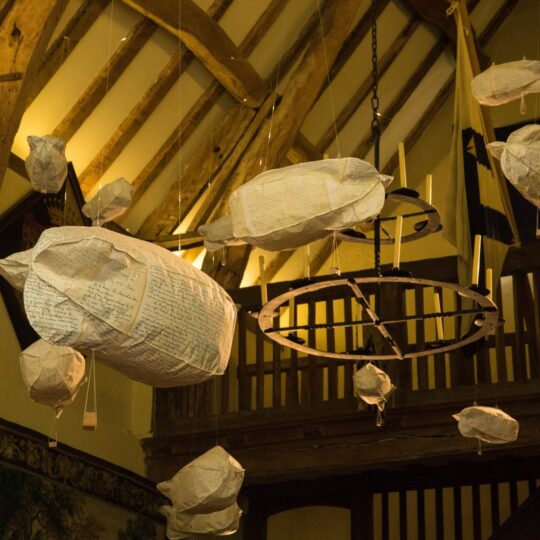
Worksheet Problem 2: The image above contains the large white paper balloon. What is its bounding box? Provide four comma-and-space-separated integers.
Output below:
158, 446, 245, 514
453, 405, 519, 444
82, 178, 133, 224
25, 135, 68, 194
199, 157, 391, 252
0, 248, 33, 291
1, 226, 237, 387
471, 59, 540, 106
487, 124, 540, 209
160, 503, 242, 538
20, 339, 85, 409
353, 362, 395, 412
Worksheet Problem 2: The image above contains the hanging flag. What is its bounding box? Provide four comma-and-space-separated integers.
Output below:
444, 2, 519, 293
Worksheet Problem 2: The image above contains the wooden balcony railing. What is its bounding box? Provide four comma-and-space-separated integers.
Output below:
152, 243, 540, 436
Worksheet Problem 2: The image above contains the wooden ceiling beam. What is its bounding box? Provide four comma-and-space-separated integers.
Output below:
121, 0, 266, 107
201, 0, 362, 289
78, 0, 234, 195
317, 15, 420, 152
51, 16, 156, 142
26, 0, 110, 106
0, 0, 68, 188
131, 0, 289, 224
137, 101, 257, 238
353, 35, 448, 159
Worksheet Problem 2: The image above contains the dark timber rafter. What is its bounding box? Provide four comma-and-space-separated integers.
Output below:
121, 0, 267, 107
0, 0, 68, 188
200, 0, 362, 289
26, 0, 110, 106
51, 16, 157, 142
78, 0, 235, 195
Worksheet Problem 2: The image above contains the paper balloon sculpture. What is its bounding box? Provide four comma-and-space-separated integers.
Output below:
0, 248, 33, 291
160, 503, 242, 538
0, 226, 237, 387
25, 135, 68, 194
199, 157, 391, 252
20, 339, 86, 410
487, 124, 540, 209
157, 446, 245, 514
453, 405, 519, 444
471, 59, 540, 107
353, 363, 395, 411
82, 177, 133, 224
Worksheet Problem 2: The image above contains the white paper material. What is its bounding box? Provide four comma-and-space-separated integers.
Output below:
487, 124, 540, 209
453, 405, 519, 444
161, 503, 242, 538
353, 363, 395, 411
0, 248, 33, 291
199, 215, 245, 251
82, 178, 133, 224
20, 339, 85, 409
471, 59, 540, 106
25, 135, 68, 194
199, 158, 391, 252
158, 446, 245, 514
10, 226, 236, 387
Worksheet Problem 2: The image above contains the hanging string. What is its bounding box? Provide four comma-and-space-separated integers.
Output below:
177, 0, 183, 252
316, 0, 341, 157
263, 0, 288, 171
48, 407, 59, 448
330, 230, 341, 274
96, 0, 116, 227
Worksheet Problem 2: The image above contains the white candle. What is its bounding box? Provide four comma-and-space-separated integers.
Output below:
425, 174, 432, 205
259, 255, 268, 305
393, 215, 403, 269
433, 291, 444, 341
486, 268, 493, 301
472, 235, 482, 286
398, 142, 407, 188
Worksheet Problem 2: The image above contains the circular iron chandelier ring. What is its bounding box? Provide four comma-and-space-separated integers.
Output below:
258, 276, 498, 361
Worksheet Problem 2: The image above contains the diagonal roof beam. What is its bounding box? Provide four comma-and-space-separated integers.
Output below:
78, 0, 234, 195
130, 0, 290, 227
51, 16, 156, 142
200, 0, 362, 289
121, 0, 266, 107
310, 0, 521, 280
0, 0, 68, 188
318, 15, 420, 152
26, 0, 110, 106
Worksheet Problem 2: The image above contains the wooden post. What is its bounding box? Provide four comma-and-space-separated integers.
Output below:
0, 0, 68, 188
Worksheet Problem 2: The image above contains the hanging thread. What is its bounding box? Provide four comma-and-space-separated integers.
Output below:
82, 350, 98, 430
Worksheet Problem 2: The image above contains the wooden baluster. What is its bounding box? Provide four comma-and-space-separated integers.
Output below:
417, 489, 426, 540
495, 284, 508, 383
435, 487, 444, 540
343, 296, 354, 398
415, 287, 428, 390
434, 287, 446, 389
326, 299, 338, 401
256, 329, 265, 410
399, 491, 407, 540
272, 339, 281, 408
307, 300, 322, 403
453, 294, 475, 387
454, 486, 463, 540
238, 310, 251, 411
472, 483, 481, 540
517, 272, 539, 378
382, 491, 389, 540
512, 273, 527, 380
286, 346, 299, 406
533, 270, 540, 377
509, 480, 519, 513
491, 482, 500, 531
